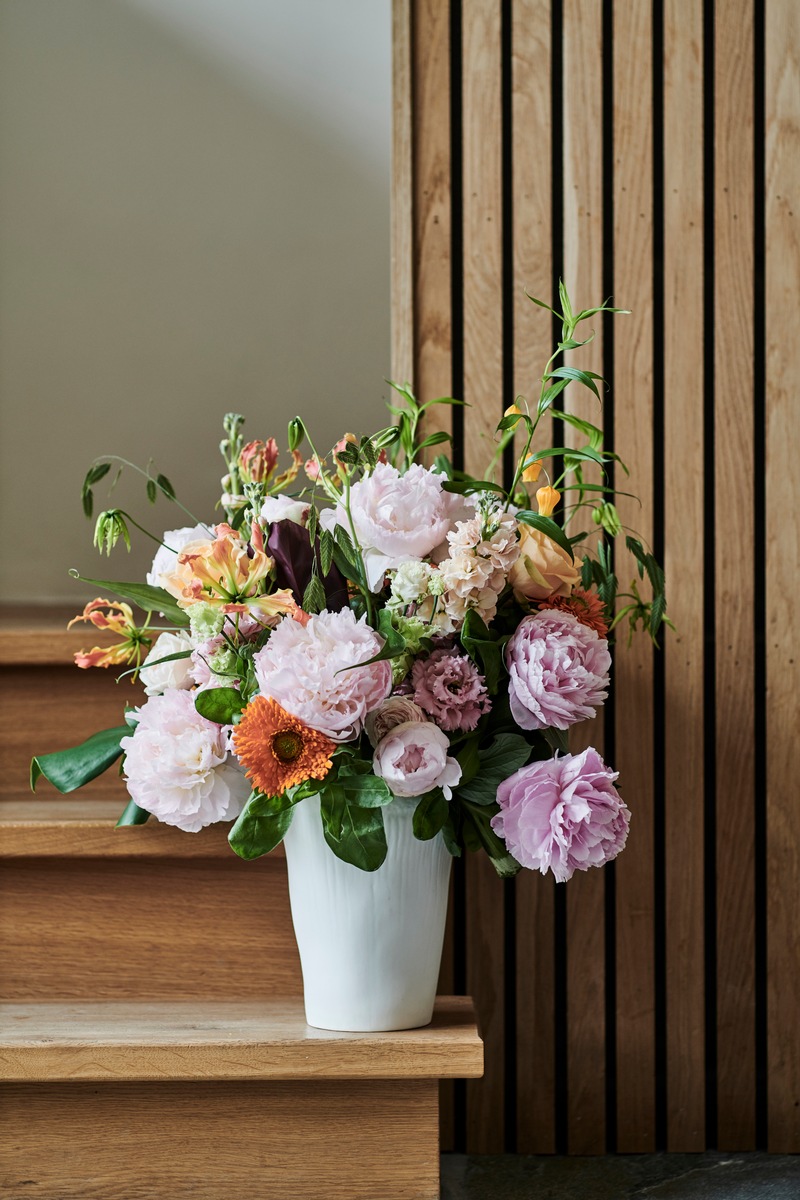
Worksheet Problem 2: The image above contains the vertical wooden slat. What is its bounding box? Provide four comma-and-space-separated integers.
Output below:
663, 0, 706, 1151
462, 0, 506, 1154
391, 0, 415, 386
714, 0, 757, 1151
612, 0, 656, 1153
766, 0, 800, 1155
561, 0, 607, 1157
413, 0, 453, 418
512, 0, 556, 1155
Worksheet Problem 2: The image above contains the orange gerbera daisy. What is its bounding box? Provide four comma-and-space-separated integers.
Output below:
538, 588, 610, 638
233, 696, 335, 796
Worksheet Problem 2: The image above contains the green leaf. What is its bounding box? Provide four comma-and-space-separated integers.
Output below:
418, 395, 468, 412
558, 410, 605, 451
336, 609, 406, 673
146, 478, 157, 504
31, 726, 130, 794
457, 733, 531, 805
515, 511, 575, 560
320, 791, 388, 871
116, 799, 151, 826
84, 462, 112, 488
547, 366, 605, 401
194, 687, 246, 725
525, 291, 559, 316
413, 791, 449, 840
542, 727, 570, 755
461, 803, 522, 876
456, 737, 481, 788
156, 474, 176, 501
416, 431, 452, 451
459, 609, 506, 693
496, 411, 533, 433
337, 771, 393, 808
318, 528, 335, 577
441, 814, 462, 858
82, 489, 94, 518
441, 479, 507, 497
228, 795, 293, 860
538, 379, 570, 416
67, 571, 190, 626
302, 573, 327, 615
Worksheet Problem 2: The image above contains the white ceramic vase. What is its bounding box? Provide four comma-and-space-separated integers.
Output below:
282, 795, 452, 1032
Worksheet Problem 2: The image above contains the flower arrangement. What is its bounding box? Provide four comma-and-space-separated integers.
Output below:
32, 286, 667, 880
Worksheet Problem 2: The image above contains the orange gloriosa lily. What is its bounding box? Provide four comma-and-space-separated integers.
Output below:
68, 598, 151, 671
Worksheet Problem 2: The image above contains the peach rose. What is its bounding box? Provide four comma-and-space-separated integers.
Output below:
507, 524, 580, 601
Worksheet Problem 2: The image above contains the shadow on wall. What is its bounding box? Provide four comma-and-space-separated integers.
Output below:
0, 0, 390, 602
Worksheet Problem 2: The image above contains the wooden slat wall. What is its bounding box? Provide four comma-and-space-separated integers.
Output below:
393, 0, 800, 1154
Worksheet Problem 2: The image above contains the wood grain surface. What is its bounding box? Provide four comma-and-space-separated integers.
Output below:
765, 0, 800, 1154
0, 1079, 441, 1200
392, 0, 415, 386
713, 0, 757, 1151
663, 0, 706, 1152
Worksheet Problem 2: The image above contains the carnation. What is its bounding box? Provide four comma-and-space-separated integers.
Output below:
253, 607, 392, 742
506, 610, 611, 730
146, 525, 212, 588
372, 720, 462, 799
365, 696, 428, 748
139, 630, 194, 696
390, 560, 435, 604
120, 690, 249, 832
490, 748, 630, 881
411, 649, 491, 732
321, 463, 455, 591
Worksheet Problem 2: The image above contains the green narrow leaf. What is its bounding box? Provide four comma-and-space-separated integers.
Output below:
302, 573, 327, 615
31, 726, 130, 794
156, 473, 176, 501
146, 479, 157, 504
82, 490, 94, 518
67, 571, 190, 626
116, 799, 151, 826
416, 430, 452, 451
318, 528, 335, 577
546, 366, 605, 401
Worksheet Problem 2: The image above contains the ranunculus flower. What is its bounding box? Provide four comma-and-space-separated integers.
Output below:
506, 609, 611, 730
364, 696, 428, 748
372, 721, 462, 799
139, 630, 194, 696
121, 690, 249, 832
146, 525, 211, 588
253, 607, 392, 742
490, 748, 630, 881
321, 463, 455, 591
411, 649, 491, 732
507, 525, 580, 601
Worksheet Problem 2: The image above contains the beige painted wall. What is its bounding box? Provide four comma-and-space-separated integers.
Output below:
0, 0, 391, 603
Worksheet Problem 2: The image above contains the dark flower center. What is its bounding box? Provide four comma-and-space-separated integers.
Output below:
272, 730, 304, 762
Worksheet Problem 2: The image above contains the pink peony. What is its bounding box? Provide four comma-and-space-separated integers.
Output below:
322, 463, 455, 591
490, 748, 630, 881
505, 610, 611, 730
373, 721, 462, 799
253, 607, 392, 742
411, 649, 491, 732
120, 690, 249, 833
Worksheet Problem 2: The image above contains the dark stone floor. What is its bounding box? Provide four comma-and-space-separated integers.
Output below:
440, 1153, 800, 1198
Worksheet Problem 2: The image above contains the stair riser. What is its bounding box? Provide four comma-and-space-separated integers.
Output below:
1, 856, 301, 1000
1, 1080, 441, 1200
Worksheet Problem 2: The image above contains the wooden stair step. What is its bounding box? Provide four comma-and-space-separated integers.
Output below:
1, 998, 482, 1200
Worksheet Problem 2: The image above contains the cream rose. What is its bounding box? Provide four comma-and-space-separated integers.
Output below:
508, 525, 580, 601
139, 630, 195, 696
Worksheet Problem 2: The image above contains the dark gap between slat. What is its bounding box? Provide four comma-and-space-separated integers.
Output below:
501, 0, 518, 1156
752, 0, 768, 1152
702, 0, 718, 1151
449, 0, 467, 1155
601, 0, 618, 1156
551, 0, 568, 1156
651, 0, 668, 1154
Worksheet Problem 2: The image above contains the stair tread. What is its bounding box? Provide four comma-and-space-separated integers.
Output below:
0, 997, 483, 1082
0, 603, 117, 665
0, 797, 282, 858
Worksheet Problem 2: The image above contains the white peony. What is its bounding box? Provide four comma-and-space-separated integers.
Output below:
120, 690, 249, 832
260, 495, 309, 525
146, 524, 212, 588
372, 721, 462, 799
139, 630, 194, 696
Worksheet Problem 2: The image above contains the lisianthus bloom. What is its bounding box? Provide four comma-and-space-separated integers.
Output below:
146, 524, 211, 588
507, 524, 580, 601
68, 598, 151, 670
139, 630, 194, 696
121, 690, 249, 832
233, 696, 335, 795
160, 521, 295, 622
372, 721, 462, 799
490, 748, 630, 881
411, 649, 491, 732
538, 587, 609, 638
253, 607, 392, 742
321, 462, 458, 591
506, 610, 611, 730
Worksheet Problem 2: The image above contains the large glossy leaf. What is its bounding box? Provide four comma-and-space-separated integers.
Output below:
457, 734, 532, 805
194, 687, 246, 726
116, 799, 151, 826
320, 789, 388, 871
412, 791, 449, 841
31, 726, 130, 794
228, 795, 293, 860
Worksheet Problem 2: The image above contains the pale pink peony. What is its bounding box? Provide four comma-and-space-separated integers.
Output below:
411, 649, 491, 732
506, 610, 611, 730
365, 695, 428, 748
253, 607, 392, 742
322, 463, 454, 591
373, 721, 462, 799
490, 748, 630, 881
139, 630, 194, 696
120, 690, 249, 833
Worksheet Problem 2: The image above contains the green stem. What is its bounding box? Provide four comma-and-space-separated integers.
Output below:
95, 455, 211, 531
